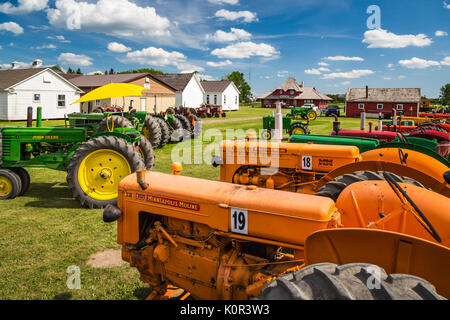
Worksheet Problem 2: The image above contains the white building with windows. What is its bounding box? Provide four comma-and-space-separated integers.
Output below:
0, 67, 83, 121
201, 81, 240, 111
155, 73, 205, 109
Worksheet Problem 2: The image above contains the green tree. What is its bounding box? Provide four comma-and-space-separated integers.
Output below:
109, 68, 115, 75
119, 68, 164, 76
67, 67, 74, 74
104, 70, 108, 75
439, 84, 450, 105
76, 68, 82, 74
222, 71, 252, 103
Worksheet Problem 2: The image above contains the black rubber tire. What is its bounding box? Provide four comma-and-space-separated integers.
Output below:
141, 115, 162, 148
169, 117, 185, 143
97, 115, 134, 133
10, 167, 30, 197
137, 136, 155, 170
175, 114, 191, 132
0, 128, 3, 167
66, 136, 145, 209
0, 168, 22, 200
254, 263, 445, 300
191, 115, 202, 139
93, 108, 103, 113
289, 123, 311, 136
166, 107, 175, 114
315, 170, 424, 202
155, 117, 170, 148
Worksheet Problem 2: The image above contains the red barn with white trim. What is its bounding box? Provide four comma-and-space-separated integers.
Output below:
346, 87, 421, 118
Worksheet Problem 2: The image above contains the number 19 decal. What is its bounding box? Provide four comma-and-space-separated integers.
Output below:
231, 208, 248, 235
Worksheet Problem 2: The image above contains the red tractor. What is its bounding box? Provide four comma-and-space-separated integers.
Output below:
194, 104, 226, 118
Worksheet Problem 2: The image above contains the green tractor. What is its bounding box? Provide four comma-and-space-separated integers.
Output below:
288, 105, 318, 121
0, 107, 154, 208
261, 115, 310, 140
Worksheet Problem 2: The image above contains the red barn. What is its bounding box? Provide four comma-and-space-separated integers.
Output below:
258, 78, 332, 108
346, 87, 421, 118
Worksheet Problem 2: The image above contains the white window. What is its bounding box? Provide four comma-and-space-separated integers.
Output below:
214, 95, 217, 104
33, 94, 40, 102
235, 95, 238, 105
377, 104, 383, 110
358, 103, 365, 109
95, 100, 101, 106
57, 95, 66, 108
397, 104, 403, 110
206, 95, 210, 104
145, 77, 150, 83
290, 90, 294, 95
224, 95, 226, 104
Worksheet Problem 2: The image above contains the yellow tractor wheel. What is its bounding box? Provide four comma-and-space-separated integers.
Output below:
67, 136, 145, 209
0, 169, 22, 200
306, 110, 317, 121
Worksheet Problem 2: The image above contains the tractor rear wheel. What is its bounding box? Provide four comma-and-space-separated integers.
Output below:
254, 263, 444, 300
141, 115, 162, 148
97, 115, 134, 133
306, 110, 317, 121
10, 167, 30, 197
67, 136, 145, 209
191, 115, 202, 139
137, 136, 155, 170
315, 170, 424, 202
169, 117, 185, 143
289, 123, 311, 136
0, 169, 22, 200
175, 114, 191, 134
155, 117, 170, 148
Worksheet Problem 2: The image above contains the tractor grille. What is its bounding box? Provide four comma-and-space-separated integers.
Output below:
2, 135, 12, 157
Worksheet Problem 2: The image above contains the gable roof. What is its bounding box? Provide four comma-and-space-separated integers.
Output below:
0, 67, 47, 90
154, 73, 195, 91
347, 88, 421, 103
200, 80, 234, 93
258, 78, 332, 101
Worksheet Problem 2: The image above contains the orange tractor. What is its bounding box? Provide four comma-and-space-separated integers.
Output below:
104, 162, 450, 299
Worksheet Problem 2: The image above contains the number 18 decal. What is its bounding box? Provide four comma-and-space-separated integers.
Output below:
231, 208, 248, 235
302, 155, 312, 170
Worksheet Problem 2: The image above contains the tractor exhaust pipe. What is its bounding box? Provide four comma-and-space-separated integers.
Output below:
27, 107, 33, 127
333, 115, 341, 133
37, 106, 42, 127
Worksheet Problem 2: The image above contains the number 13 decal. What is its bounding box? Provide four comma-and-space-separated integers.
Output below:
231, 208, 248, 235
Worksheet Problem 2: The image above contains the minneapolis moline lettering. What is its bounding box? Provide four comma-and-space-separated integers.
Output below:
145, 195, 200, 211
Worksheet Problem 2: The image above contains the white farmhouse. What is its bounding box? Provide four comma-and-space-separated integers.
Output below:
201, 81, 240, 111
0, 68, 83, 121
155, 73, 205, 109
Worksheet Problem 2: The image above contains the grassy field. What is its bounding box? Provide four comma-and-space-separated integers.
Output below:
0, 106, 367, 300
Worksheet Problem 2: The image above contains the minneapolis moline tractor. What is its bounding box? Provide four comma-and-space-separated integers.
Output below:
0, 108, 153, 208
104, 169, 450, 300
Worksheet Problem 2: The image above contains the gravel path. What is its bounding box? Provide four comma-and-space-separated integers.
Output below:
203, 116, 261, 124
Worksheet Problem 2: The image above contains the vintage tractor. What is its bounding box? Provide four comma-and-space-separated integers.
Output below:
103, 169, 450, 300
288, 105, 318, 121
261, 115, 310, 140
166, 106, 203, 139
195, 104, 226, 118
213, 140, 450, 198
0, 108, 153, 208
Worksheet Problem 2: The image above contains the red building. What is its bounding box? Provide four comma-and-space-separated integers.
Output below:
258, 78, 332, 108
346, 87, 421, 118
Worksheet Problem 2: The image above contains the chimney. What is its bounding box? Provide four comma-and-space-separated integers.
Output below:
301, 81, 304, 88
32, 59, 43, 68
11, 61, 19, 69
366, 85, 369, 98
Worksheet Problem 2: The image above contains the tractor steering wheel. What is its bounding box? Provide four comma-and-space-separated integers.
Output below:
382, 172, 442, 243
396, 132, 408, 144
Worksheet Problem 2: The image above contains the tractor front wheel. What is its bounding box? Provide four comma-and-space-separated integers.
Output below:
289, 123, 311, 136
67, 136, 145, 209
0, 169, 22, 200
10, 167, 30, 197
306, 110, 318, 121
260, 129, 272, 140
137, 136, 155, 170
141, 115, 162, 148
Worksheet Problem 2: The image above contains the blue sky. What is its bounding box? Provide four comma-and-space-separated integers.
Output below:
0, 0, 449, 97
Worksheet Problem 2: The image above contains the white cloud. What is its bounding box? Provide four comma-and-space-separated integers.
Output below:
398, 75, 406, 79
211, 41, 278, 59
206, 28, 251, 42
208, 0, 239, 4
341, 81, 351, 86
277, 70, 289, 77
387, 63, 394, 68
47, 35, 71, 43
317, 62, 329, 66
0, 22, 24, 35
324, 56, 364, 61
0, 45, 2, 50
318, 67, 330, 72
206, 60, 232, 67
363, 28, 432, 48
124, 46, 203, 73
107, 42, 131, 53
304, 68, 321, 75
198, 74, 216, 81
47, 0, 170, 38
215, 9, 258, 23
435, 30, 448, 37
87, 71, 104, 75
383, 76, 392, 80
0, 0, 48, 14
398, 57, 440, 69
321, 69, 374, 79
33, 44, 57, 50
444, 1, 450, 9
58, 52, 93, 66
441, 56, 450, 66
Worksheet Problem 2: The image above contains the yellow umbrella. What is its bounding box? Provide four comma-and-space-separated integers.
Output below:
71, 83, 145, 105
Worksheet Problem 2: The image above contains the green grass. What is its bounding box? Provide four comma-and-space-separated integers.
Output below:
0, 110, 368, 300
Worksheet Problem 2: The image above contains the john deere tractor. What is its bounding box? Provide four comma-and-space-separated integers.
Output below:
0, 107, 154, 209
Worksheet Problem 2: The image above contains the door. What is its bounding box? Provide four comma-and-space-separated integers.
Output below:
140, 98, 146, 112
